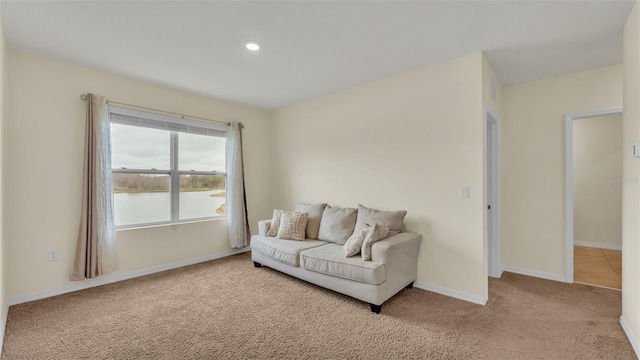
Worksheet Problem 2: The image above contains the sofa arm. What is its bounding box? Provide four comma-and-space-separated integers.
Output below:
371, 232, 422, 296
258, 219, 272, 236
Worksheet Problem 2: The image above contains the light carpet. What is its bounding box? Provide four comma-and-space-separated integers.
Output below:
1, 252, 635, 359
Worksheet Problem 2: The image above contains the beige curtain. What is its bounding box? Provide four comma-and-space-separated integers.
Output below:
226, 122, 251, 248
71, 93, 118, 280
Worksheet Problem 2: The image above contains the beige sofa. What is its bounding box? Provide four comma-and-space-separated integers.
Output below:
250, 219, 422, 313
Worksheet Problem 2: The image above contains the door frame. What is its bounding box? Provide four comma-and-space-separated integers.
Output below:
564, 108, 623, 283
485, 105, 502, 279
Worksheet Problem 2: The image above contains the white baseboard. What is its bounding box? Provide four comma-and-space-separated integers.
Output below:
7, 247, 251, 307
414, 281, 487, 306
620, 316, 640, 358
574, 241, 622, 251
501, 266, 565, 283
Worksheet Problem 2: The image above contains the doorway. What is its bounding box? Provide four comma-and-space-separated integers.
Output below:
486, 108, 501, 279
565, 109, 623, 289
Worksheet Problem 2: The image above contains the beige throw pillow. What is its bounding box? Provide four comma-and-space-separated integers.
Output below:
295, 203, 327, 239
267, 209, 285, 237
343, 224, 370, 257
356, 204, 407, 236
276, 212, 309, 241
378, 224, 390, 240
317, 206, 358, 245
361, 223, 389, 261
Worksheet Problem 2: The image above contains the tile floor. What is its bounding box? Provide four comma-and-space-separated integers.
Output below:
574, 245, 622, 290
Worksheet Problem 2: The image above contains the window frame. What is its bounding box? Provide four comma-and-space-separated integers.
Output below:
110, 106, 227, 229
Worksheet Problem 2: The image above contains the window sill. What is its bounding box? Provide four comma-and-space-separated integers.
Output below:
115, 217, 227, 232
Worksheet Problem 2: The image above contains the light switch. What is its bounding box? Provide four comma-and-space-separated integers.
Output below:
48, 249, 58, 261
460, 186, 470, 198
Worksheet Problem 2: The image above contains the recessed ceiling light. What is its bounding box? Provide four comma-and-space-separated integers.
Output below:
245, 41, 261, 51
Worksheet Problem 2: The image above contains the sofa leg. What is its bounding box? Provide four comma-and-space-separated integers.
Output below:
406, 282, 413, 290
253, 261, 262, 268
370, 304, 381, 314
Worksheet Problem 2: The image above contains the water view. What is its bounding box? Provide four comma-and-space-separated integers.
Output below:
114, 190, 226, 226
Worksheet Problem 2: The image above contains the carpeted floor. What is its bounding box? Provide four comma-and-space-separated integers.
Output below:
1, 252, 635, 359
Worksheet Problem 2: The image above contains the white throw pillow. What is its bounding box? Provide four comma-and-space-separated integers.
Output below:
343, 224, 371, 257
361, 223, 390, 261
317, 206, 358, 245
267, 209, 285, 237
276, 212, 309, 241
295, 203, 327, 240
378, 224, 390, 240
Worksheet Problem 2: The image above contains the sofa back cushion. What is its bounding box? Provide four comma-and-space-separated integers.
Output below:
356, 204, 407, 236
294, 203, 327, 239
317, 206, 357, 245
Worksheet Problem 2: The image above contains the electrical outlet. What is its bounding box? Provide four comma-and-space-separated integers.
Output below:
460, 186, 470, 198
48, 249, 58, 262
419, 244, 423, 257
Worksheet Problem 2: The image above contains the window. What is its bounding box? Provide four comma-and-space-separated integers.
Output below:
110, 107, 227, 228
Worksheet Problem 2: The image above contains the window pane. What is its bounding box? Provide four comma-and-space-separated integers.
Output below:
113, 173, 171, 226
178, 133, 226, 172
179, 175, 226, 219
111, 123, 170, 170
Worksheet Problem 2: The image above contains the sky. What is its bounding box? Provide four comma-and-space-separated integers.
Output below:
110, 123, 226, 172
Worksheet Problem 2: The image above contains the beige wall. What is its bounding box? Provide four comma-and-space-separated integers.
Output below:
502, 64, 623, 277
5, 51, 273, 299
273, 53, 488, 301
622, 0, 640, 351
573, 114, 623, 247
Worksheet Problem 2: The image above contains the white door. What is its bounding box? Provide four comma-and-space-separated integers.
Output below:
487, 115, 501, 278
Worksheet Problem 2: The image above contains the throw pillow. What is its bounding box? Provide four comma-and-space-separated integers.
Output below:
356, 204, 407, 236
276, 212, 309, 241
295, 202, 327, 239
267, 209, 285, 237
378, 224, 390, 240
317, 205, 358, 245
361, 223, 385, 261
343, 224, 371, 257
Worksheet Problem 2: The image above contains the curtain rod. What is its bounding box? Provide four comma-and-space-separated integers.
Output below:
80, 93, 241, 128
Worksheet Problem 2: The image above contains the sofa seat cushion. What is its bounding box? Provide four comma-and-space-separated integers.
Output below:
300, 244, 386, 285
250, 235, 327, 267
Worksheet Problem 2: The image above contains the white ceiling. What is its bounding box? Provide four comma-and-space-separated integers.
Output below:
1, 1, 635, 109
